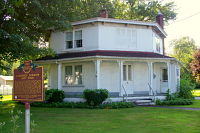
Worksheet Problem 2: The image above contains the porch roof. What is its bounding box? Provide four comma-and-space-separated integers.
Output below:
36, 50, 173, 61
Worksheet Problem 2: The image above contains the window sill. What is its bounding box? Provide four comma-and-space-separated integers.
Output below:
63, 85, 85, 87
62, 47, 84, 52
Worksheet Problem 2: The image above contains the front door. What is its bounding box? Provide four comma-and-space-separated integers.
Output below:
122, 64, 134, 95
160, 68, 168, 93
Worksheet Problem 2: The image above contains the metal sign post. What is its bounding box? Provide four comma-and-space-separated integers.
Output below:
13, 61, 44, 133
25, 102, 30, 133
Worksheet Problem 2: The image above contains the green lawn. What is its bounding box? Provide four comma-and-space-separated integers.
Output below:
1, 102, 200, 133
173, 100, 200, 108
0, 95, 12, 101
192, 89, 200, 96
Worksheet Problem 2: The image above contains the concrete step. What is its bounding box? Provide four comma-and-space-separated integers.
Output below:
136, 102, 155, 106
134, 99, 155, 106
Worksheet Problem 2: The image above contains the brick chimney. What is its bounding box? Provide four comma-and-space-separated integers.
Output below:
156, 11, 164, 29
99, 9, 108, 18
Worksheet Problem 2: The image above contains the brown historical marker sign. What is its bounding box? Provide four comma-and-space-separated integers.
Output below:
13, 61, 44, 102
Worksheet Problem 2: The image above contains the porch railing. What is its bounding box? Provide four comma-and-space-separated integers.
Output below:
122, 85, 128, 102
148, 83, 156, 101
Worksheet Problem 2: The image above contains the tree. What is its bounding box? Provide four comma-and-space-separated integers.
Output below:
191, 49, 200, 82
0, 0, 73, 70
72, 0, 176, 22
170, 37, 197, 70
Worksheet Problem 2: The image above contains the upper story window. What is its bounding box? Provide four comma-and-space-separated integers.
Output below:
75, 31, 82, 48
65, 30, 82, 49
66, 32, 73, 49
155, 36, 161, 52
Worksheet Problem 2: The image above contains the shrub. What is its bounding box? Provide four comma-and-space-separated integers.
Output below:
179, 79, 195, 99
166, 89, 179, 101
156, 98, 193, 105
31, 101, 135, 109
0, 94, 3, 100
31, 102, 90, 108
99, 102, 135, 109
83, 89, 109, 106
45, 89, 65, 103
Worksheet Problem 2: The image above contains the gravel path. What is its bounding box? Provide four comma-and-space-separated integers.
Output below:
195, 97, 200, 100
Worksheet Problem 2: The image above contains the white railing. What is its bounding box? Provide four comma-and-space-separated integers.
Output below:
122, 85, 128, 102
148, 83, 156, 101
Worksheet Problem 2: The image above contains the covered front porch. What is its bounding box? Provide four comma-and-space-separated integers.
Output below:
37, 56, 180, 99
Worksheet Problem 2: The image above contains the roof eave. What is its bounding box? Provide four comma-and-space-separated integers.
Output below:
72, 17, 167, 37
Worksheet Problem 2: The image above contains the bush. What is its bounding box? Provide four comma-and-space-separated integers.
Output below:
179, 79, 195, 99
166, 89, 179, 101
156, 98, 193, 105
0, 94, 3, 100
83, 89, 109, 106
31, 102, 90, 108
45, 89, 65, 103
99, 102, 135, 109
31, 101, 135, 109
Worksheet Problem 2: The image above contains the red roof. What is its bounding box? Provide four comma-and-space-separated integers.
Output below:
37, 50, 172, 61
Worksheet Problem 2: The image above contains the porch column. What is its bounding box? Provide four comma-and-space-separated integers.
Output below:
57, 62, 62, 90
167, 62, 171, 93
147, 62, 153, 95
47, 64, 51, 89
95, 60, 101, 89
118, 61, 123, 96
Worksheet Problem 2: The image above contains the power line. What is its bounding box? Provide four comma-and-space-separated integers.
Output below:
169, 11, 200, 25
176, 11, 200, 22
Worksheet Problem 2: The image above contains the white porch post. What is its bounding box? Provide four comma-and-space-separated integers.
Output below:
95, 60, 101, 89
57, 62, 62, 90
47, 65, 51, 89
118, 61, 123, 96
167, 62, 171, 93
147, 62, 153, 95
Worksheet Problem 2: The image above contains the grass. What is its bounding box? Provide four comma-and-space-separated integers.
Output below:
172, 100, 200, 108
0, 95, 12, 101
1, 102, 200, 133
192, 89, 200, 96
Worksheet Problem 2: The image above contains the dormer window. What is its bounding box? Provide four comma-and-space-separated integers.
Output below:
65, 30, 82, 49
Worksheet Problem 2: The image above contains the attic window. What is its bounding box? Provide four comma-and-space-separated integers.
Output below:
65, 30, 83, 49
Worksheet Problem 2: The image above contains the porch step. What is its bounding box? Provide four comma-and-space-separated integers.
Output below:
134, 100, 155, 106
124, 96, 155, 106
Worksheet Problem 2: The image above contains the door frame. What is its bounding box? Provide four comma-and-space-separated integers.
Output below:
121, 63, 134, 95
160, 67, 168, 93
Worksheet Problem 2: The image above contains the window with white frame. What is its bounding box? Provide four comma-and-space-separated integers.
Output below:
65, 30, 82, 49
123, 65, 132, 81
155, 36, 161, 52
66, 32, 73, 49
65, 65, 82, 85
75, 31, 82, 48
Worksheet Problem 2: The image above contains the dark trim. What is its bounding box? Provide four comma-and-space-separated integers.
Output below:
37, 50, 172, 61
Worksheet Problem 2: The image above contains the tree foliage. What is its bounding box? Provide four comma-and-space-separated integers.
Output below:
191, 49, 200, 82
0, 0, 177, 72
0, 0, 72, 70
72, 0, 176, 22
171, 37, 197, 70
